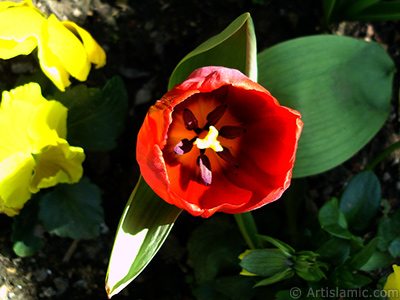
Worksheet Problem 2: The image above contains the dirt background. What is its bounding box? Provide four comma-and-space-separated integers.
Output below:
0, 0, 400, 299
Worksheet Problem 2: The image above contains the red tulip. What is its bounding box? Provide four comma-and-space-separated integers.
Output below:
136, 67, 303, 218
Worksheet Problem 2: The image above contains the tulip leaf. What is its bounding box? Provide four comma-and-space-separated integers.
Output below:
258, 35, 394, 177
339, 171, 381, 233
106, 176, 182, 298
38, 177, 104, 240
168, 12, 257, 90
323, 0, 400, 24
11, 197, 45, 257
55, 76, 128, 152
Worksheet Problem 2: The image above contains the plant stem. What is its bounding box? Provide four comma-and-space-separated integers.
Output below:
234, 212, 258, 249
366, 140, 400, 171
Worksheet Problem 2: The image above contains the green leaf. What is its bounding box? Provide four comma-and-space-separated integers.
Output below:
253, 269, 294, 287
234, 212, 259, 249
168, 12, 257, 90
55, 76, 128, 151
188, 216, 244, 283
346, 273, 372, 288
318, 198, 353, 239
258, 35, 394, 177
240, 249, 294, 277
347, 238, 378, 270
333, 266, 372, 289
257, 235, 296, 256
351, 2, 400, 21
377, 208, 400, 250
388, 236, 400, 258
345, 0, 380, 17
360, 251, 392, 271
339, 171, 381, 232
214, 275, 257, 300
322, 0, 338, 25
38, 177, 104, 240
316, 237, 350, 266
106, 176, 182, 297
11, 197, 45, 257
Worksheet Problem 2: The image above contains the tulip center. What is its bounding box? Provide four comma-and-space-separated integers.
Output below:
166, 92, 246, 186
194, 126, 223, 152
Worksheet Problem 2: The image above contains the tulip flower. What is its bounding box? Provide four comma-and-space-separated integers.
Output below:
0, 0, 106, 91
136, 66, 303, 218
0, 83, 85, 216
384, 265, 400, 300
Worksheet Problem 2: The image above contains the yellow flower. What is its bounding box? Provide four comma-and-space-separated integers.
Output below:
0, 0, 106, 91
0, 82, 85, 216
384, 265, 400, 300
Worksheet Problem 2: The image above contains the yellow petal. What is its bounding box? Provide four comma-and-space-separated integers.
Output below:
36, 46, 71, 91
0, 152, 35, 216
239, 269, 258, 276
62, 21, 106, 68
384, 265, 400, 300
45, 14, 90, 82
37, 17, 71, 91
238, 249, 256, 260
0, 96, 35, 160
30, 139, 85, 193
28, 100, 68, 149
0, 6, 44, 59
2, 82, 47, 107
0, 0, 38, 11
0, 38, 37, 59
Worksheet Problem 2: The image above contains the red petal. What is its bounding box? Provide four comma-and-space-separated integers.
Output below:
137, 66, 303, 217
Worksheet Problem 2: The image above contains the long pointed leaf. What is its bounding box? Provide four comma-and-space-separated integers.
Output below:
345, 0, 379, 17
258, 35, 395, 177
106, 176, 182, 297
354, 2, 400, 21
168, 12, 257, 90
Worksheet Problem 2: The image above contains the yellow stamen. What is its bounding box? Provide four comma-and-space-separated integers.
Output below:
194, 126, 223, 152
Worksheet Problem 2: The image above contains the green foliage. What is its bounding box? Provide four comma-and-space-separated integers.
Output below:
323, 0, 400, 25
12, 197, 45, 257
106, 177, 182, 297
316, 237, 350, 266
234, 212, 259, 249
55, 76, 128, 152
213, 276, 257, 300
318, 198, 353, 239
258, 35, 394, 177
240, 249, 293, 277
377, 207, 400, 252
38, 177, 104, 240
168, 12, 257, 89
188, 216, 244, 283
347, 238, 378, 270
339, 171, 381, 232
360, 251, 392, 271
